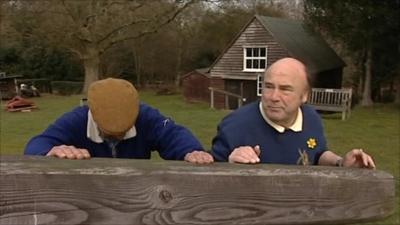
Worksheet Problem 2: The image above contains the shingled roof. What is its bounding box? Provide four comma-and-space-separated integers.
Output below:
256, 15, 345, 73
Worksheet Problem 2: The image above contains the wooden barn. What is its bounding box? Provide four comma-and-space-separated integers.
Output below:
183, 15, 345, 109
0, 73, 22, 100
181, 68, 210, 103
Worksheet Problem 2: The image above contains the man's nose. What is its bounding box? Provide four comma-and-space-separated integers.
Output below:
269, 89, 280, 100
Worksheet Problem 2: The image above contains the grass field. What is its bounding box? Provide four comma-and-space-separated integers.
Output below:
1, 91, 399, 224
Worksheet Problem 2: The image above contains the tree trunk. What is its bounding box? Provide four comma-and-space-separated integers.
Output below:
358, 73, 363, 97
82, 47, 101, 94
133, 48, 141, 87
175, 35, 183, 88
395, 76, 400, 104
361, 48, 373, 106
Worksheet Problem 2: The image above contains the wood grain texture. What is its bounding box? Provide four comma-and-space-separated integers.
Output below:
0, 156, 395, 225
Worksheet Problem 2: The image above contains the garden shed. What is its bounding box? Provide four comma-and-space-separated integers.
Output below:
183, 15, 345, 109
0, 73, 22, 100
181, 68, 210, 103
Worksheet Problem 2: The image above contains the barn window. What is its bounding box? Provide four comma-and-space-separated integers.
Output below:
257, 74, 263, 96
243, 47, 267, 72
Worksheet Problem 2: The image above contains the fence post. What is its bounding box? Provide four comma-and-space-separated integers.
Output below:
209, 87, 214, 109
225, 94, 229, 109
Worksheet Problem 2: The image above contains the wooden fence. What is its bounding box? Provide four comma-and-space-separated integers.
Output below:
209, 87, 246, 109
0, 156, 395, 225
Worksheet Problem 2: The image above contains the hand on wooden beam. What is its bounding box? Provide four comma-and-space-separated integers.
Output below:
184, 151, 214, 164
228, 145, 261, 164
342, 148, 376, 169
46, 145, 91, 160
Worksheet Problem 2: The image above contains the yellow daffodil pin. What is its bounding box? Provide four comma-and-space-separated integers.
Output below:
307, 138, 317, 149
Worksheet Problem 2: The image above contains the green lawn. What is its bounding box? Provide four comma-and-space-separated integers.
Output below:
1, 91, 399, 224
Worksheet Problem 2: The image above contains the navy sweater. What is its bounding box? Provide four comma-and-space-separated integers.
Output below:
24, 103, 203, 160
211, 102, 327, 165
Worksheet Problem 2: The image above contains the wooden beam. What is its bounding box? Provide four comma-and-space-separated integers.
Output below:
209, 87, 243, 99
209, 87, 246, 110
0, 156, 395, 225
209, 88, 214, 109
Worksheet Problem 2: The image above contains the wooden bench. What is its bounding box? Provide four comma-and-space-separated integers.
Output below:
0, 156, 395, 225
307, 88, 353, 120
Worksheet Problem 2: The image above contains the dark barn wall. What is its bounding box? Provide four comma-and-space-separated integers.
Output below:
313, 68, 343, 89
182, 71, 210, 103
0, 78, 18, 99
242, 80, 258, 103
225, 79, 258, 109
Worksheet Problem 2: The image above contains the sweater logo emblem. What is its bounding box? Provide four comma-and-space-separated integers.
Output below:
163, 119, 170, 127
297, 149, 309, 166
307, 138, 317, 149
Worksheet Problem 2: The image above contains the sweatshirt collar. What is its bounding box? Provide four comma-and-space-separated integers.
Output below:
87, 110, 137, 143
259, 102, 303, 133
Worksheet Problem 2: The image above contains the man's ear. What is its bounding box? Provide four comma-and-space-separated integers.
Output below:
301, 91, 309, 104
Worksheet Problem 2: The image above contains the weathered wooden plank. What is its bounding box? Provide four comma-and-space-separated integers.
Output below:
0, 156, 395, 225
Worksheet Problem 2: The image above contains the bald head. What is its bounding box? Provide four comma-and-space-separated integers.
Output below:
265, 58, 310, 91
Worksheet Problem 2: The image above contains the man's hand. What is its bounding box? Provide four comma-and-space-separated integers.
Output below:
342, 149, 375, 169
184, 151, 214, 164
228, 145, 261, 164
46, 145, 91, 160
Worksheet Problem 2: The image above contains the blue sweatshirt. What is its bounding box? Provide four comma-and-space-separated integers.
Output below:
211, 102, 327, 165
24, 103, 203, 160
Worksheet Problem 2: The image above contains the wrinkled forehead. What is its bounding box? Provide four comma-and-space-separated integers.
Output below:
265, 59, 308, 85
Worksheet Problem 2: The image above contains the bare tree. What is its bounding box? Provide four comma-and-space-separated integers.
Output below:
5, 0, 196, 92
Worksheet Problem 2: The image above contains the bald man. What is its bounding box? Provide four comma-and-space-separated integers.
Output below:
211, 58, 375, 169
25, 78, 213, 164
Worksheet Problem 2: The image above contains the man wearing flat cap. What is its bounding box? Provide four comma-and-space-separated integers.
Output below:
25, 78, 213, 164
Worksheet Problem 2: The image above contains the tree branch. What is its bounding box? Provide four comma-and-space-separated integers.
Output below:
100, 0, 197, 54
96, 18, 151, 45
84, 14, 96, 27
60, 0, 94, 43
60, 0, 79, 25
101, 29, 156, 54
67, 47, 83, 59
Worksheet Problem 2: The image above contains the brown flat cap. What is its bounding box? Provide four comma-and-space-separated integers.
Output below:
88, 78, 139, 136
